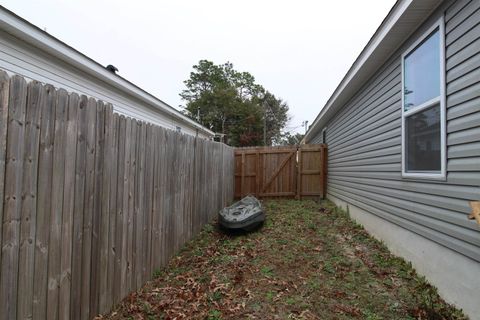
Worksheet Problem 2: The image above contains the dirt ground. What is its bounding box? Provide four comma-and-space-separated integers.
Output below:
100, 199, 466, 320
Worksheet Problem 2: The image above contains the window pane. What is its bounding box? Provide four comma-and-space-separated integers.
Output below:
406, 105, 441, 172
404, 29, 440, 111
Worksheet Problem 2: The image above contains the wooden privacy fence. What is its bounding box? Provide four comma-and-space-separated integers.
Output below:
234, 144, 327, 199
0, 72, 235, 320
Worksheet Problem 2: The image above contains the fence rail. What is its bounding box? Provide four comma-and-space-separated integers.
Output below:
0, 72, 235, 320
234, 144, 327, 199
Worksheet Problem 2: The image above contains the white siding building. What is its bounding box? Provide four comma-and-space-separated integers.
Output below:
0, 6, 214, 139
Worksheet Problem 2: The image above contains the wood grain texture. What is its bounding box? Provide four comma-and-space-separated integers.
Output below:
33, 84, 56, 320
80, 97, 97, 320
70, 95, 88, 320
99, 104, 113, 314
127, 119, 136, 293
151, 126, 161, 271
234, 145, 327, 200
0, 75, 27, 320
113, 115, 126, 305
89, 101, 105, 317
143, 124, 154, 281
17, 81, 43, 320
106, 112, 119, 309
133, 121, 142, 290
0, 71, 9, 280
120, 117, 131, 299
58, 92, 79, 320
46, 88, 68, 320
0, 72, 236, 320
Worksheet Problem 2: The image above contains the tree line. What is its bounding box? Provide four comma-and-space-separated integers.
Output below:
180, 60, 303, 147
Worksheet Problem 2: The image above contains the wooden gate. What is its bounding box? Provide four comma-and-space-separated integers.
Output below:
234, 144, 327, 199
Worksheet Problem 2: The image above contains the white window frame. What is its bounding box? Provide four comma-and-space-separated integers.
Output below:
401, 16, 446, 180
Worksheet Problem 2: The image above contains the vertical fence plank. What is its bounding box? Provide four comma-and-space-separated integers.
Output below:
0, 71, 9, 282
113, 116, 126, 304
46, 88, 68, 320
132, 122, 140, 290
0, 75, 27, 320
58, 92, 79, 320
17, 81, 43, 320
70, 95, 88, 320
164, 129, 173, 262
160, 127, 168, 268
33, 84, 56, 319
171, 131, 179, 254
144, 124, 154, 280
177, 134, 185, 249
192, 136, 198, 235
99, 103, 113, 314
157, 127, 166, 268
188, 136, 195, 239
106, 113, 119, 310
90, 101, 105, 317
81, 97, 97, 320
120, 118, 131, 298
127, 120, 137, 292
151, 126, 160, 271
133, 121, 141, 290
136, 123, 146, 288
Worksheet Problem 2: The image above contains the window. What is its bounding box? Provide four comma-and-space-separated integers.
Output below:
401, 18, 446, 179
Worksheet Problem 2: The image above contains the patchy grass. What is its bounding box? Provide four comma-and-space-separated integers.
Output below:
101, 199, 466, 319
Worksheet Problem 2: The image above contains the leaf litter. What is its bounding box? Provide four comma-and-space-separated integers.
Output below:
100, 199, 466, 320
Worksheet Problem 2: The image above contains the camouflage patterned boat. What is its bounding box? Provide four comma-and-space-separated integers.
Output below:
219, 196, 265, 231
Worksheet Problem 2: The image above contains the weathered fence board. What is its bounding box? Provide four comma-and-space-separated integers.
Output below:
106, 112, 119, 310
58, 92, 79, 320
17, 81, 43, 320
0, 72, 235, 320
0, 71, 9, 301
80, 97, 97, 320
99, 103, 113, 314
113, 115, 126, 306
71, 95, 88, 320
47, 88, 68, 320
1, 75, 27, 320
234, 145, 327, 199
33, 84, 56, 320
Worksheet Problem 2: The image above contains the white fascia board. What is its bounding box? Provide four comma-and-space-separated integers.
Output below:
305, 0, 442, 143
0, 6, 215, 137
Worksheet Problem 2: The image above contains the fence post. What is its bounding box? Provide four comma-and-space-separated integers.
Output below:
255, 150, 260, 197
240, 152, 245, 198
296, 147, 302, 200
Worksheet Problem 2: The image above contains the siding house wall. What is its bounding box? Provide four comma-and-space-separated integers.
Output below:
311, 0, 480, 262
306, 0, 480, 319
309, 1, 480, 316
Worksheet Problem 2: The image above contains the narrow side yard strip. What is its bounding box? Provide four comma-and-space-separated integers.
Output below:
101, 200, 466, 319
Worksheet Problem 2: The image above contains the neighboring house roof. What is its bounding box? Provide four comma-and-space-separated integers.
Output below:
304, 0, 443, 143
0, 5, 215, 138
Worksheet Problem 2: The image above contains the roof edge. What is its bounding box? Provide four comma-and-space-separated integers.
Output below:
304, 0, 442, 142
0, 5, 215, 137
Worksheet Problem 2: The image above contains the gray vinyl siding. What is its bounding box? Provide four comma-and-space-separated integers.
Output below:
311, 0, 480, 262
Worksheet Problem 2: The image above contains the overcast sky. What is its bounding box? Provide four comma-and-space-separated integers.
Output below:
3, 0, 396, 133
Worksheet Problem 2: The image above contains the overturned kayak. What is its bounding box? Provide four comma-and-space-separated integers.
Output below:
219, 196, 265, 231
